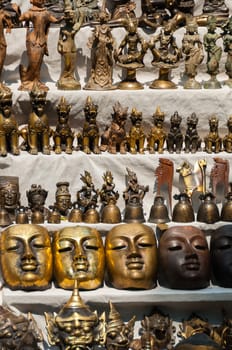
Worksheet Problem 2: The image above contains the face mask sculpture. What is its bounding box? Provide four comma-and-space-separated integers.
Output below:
53, 225, 105, 290
0, 224, 53, 290
158, 226, 210, 289
105, 223, 157, 289
210, 225, 232, 287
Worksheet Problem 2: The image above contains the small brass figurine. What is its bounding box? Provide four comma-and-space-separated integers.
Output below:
76, 170, 99, 223
202, 0, 229, 17
203, 16, 222, 89
53, 225, 105, 289
204, 115, 222, 153
85, 10, 116, 90
223, 115, 232, 152
26, 183, 49, 221
105, 223, 158, 289
18, 0, 62, 91
182, 19, 204, 89
0, 88, 20, 156
0, 175, 20, 221
147, 106, 166, 154
222, 17, 232, 88
0, 1, 21, 27
57, 8, 83, 90
123, 167, 149, 223
166, 111, 183, 153
0, 191, 12, 227
53, 96, 74, 154
106, 301, 136, 350
99, 170, 121, 223
114, 16, 148, 90
100, 101, 128, 154
184, 113, 201, 153
0, 305, 43, 349
127, 107, 146, 154
0, 4, 12, 91
78, 96, 100, 154
0, 224, 53, 290
45, 279, 105, 350
149, 22, 181, 89
54, 181, 72, 217
158, 226, 210, 290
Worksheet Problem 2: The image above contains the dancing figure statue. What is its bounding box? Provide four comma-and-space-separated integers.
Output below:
222, 16, 232, 87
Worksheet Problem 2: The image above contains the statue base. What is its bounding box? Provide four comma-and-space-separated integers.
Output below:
203, 77, 221, 89
117, 80, 144, 90
184, 77, 202, 89
150, 79, 177, 89
57, 78, 81, 90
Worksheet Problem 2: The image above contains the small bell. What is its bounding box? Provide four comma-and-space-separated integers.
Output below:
83, 208, 100, 224
0, 206, 12, 227
172, 193, 195, 222
124, 198, 145, 223
221, 192, 232, 221
31, 208, 44, 224
48, 206, 61, 224
101, 203, 121, 224
16, 206, 29, 224
68, 202, 83, 223
148, 195, 170, 223
197, 192, 220, 224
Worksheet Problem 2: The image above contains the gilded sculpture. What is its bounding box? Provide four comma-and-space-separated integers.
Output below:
54, 181, 72, 217
26, 183, 49, 222
223, 115, 232, 152
0, 3, 12, 91
0, 175, 20, 221
184, 112, 201, 153
166, 111, 183, 153
127, 107, 146, 154
204, 115, 222, 153
0, 88, 20, 156
222, 16, 232, 87
147, 106, 166, 154
53, 96, 74, 154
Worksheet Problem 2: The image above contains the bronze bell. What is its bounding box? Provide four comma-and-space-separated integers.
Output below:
48, 206, 61, 224
101, 203, 121, 224
197, 192, 220, 224
221, 192, 232, 221
68, 202, 83, 223
172, 193, 195, 222
148, 195, 170, 223
0, 206, 12, 227
124, 199, 145, 223
83, 208, 100, 224
16, 206, 29, 224
31, 209, 44, 224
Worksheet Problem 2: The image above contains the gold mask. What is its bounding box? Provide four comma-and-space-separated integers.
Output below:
53, 226, 105, 290
0, 224, 52, 290
105, 223, 158, 289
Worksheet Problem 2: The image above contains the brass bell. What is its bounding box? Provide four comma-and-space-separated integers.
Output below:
197, 192, 220, 224
83, 208, 100, 224
124, 198, 145, 223
221, 192, 232, 221
31, 209, 44, 224
16, 206, 29, 224
0, 206, 12, 227
148, 195, 170, 223
68, 202, 83, 223
48, 206, 61, 224
172, 193, 195, 222
101, 203, 121, 224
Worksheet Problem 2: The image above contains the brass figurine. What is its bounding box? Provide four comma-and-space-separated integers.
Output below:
100, 101, 128, 154
222, 17, 232, 87
54, 181, 72, 217
123, 167, 149, 223
147, 106, 166, 154
0, 88, 20, 156
0, 175, 20, 221
127, 107, 146, 154
203, 16, 222, 89
53, 225, 105, 289
114, 16, 148, 90
85, 10, 116, 90
53, 96, 74, 154
0, 0, 21, 27
202, 0, 229, 17
0, 192, 12, 227
0, 305, 43, 349
223, 115, 232, 152
57, 8, 83, 90
0, 4, 12, 91
149, 22, 181, 89
182, 19, 204, 89
204, 115, 222, 153
105, 223, 158, 289
0, 224, 53, 290
166, 111, 183, 153
78, 96, 100, 154
18, 0, 62, 91
47, 204, 61, 223
26, 183, 49, 221
184, 113, 201, 153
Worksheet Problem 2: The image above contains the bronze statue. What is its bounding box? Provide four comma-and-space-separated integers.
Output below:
222, 16, 232, 88
202, 0, 229, 17
85, 10, 116, 90
0, 305, 43, 349
0, 224, 53, 290
147, 106, 166, 154
54, 181, 72, 217
100, 101, 128, 154
0, 4, 12, 91
0, 175, 20, 221
18, 0, 62, 91
149, 22, 181, 89
0, 88, 20, 156
204, 115, 222, 153
182, 19, 204, 89
45, 0, 64, 19
127, 107, 146, 154
105, 223, 157, 289
26, 183, 49, 221
158, 226, 210, 289
68, 0, 100, 24
77, 96, 100, 154
114, 16, 148, 89
166, 111, 183, 153
223, 115, 232, 152
203, 15, 222, 89
53, 96, 74, 154
140, 0, 171, 29
184, 112, 201, 153
57, 8, 83, 90
0, 0, 21, 27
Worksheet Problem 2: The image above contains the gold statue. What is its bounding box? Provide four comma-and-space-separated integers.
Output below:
26, 183, 49, 221
147, 106, 166, 154
53, 225, 105, 289
0, 4, 12, 91
0, 175, 20, 221
127, 107, 146, 154
166, 111, 183, 153
105, 223, 157, 289
114, 16, 148, 89
182, 19, 204, 89
54, 181, 72, 217
0, 88, 20, 156
53, 96, 74, 154
222, 16, 232, 88
0, 224, 53, 290
223, 115, 232, 152
202, 0, 229, 17
204, 115, 222, 153
184, 113, 201, 153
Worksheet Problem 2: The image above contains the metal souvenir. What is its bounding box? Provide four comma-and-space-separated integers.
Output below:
222, 17, 232, 87
0, 6, 12, 91
154, 158, 174, 213
202, 0, 229, 17
0, 224, 53, 290
47, 205, 61, 223
0, 0, 21, 27
184, 113, 201, 153
64, 0, 100, 24
148, 195, 170, 223
54, 181, 72, 217
223, 115, 232, 152
210, 158, 229, 203
175, 333, 221, 350
147, 106, 166, 154
221, 190, 232, 221
127, 107, 146, 154
197, 192, 220, 224
166, 111, 183, 153
172, 192, 195, 222
204, 116, 222, 153
26, 183, 48, 221
68, 201, 83, 222
105, 223, 157, 289
15, 206, 29, 224
0, 195, 12, 226
0, 175, 20, 221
